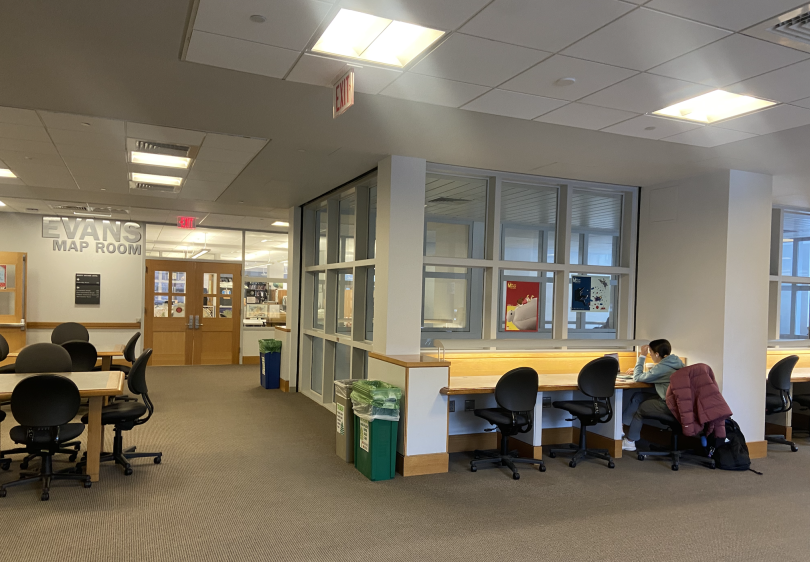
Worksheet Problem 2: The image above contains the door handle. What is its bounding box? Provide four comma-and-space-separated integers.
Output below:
194, 315, 201, 329
0, 320, 25, 330
187, 316, 194, 329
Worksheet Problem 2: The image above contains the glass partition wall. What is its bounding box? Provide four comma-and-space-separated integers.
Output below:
300, 173, 377, 406
770, 209, 810, 340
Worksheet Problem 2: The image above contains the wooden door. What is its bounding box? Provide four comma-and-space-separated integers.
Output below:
192, 263, 241, 365
145, 260, 194, 366
0, 252, 26, 366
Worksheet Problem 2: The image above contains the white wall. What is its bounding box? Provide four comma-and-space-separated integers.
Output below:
0, 212, 143, 350
636, 170, 772, 442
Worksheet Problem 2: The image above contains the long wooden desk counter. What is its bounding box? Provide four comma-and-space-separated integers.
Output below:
443, 373, 651, 394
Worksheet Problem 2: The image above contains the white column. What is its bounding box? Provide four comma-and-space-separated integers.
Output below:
636, 170, 772, 448
374, 156, 427, 355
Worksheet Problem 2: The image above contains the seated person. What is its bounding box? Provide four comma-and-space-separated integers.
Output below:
621, 339, 683, 452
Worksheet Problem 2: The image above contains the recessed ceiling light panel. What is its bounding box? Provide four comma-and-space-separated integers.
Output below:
653, 90, 776, 124
131, 151, 191, 169
312, 9, 444, 68
129, 172, 183, 187
0, 169, 16, 178
272, 221, 289, 226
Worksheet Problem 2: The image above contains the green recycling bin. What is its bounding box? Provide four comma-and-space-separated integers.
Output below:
350, 380, 402, 481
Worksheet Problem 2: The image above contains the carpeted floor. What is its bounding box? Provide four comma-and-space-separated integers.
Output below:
1, 364, 809, 561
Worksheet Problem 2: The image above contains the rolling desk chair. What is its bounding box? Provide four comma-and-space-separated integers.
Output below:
109, 332, 140, 402
51, 322, 89, 345
765, 355, 799, 451
0, 333, 14, 374
62, 341, 99, 372
470, 367, 546, 480
549, 356, 618, 469
0, 411, 9, 471
636, 409, 716, 471
80, 349, 162, 475
0, 374, 91, 501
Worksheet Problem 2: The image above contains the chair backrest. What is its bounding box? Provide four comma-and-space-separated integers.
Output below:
577, 357, 619, 399
127, 348, 153, 396
15, 343, 73, 374
11, 374, 81, 427
768, 355, 799, 392
0, 333, 8, 361
62, 341, 98, 372
51, 322, 89, 345
123, 332, 141, 363
495, 367, 539, 412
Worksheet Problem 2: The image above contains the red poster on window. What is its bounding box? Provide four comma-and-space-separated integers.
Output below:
0, 264, 5, 290
505, 280, 539, 331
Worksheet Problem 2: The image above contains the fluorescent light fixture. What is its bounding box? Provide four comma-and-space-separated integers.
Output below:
191, 249, 210, 259
130, 172, 183, 187
73, 211, 112, 218
653, 90, 776, 124
131, 151, 191, 169
312, 9, 444, 68
0, 169, 16, 178
272, 221, 289, 227
0, 201, 5, 207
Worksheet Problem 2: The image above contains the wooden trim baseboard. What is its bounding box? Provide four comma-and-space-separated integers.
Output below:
28, 322, 141, 330
765, 422, 792, 440
396, 452, 448, 476
747, 440, 767, 459
242, 356, 260, 365
448, 432, 496, 453
280, 379, 290, 392
573, 427, 622, 458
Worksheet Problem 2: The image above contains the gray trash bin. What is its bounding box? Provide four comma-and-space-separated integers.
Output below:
334, 380, 356, 463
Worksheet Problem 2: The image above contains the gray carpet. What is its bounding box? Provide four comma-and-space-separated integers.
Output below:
1, 364, 809, 561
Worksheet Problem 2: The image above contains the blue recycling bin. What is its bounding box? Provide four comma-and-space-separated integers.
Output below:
259, 339, 281, 389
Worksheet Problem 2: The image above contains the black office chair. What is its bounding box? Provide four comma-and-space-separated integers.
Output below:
470, 367, 545, 480
0, 374, 91, 500
549, 357, 618, 468
108, 332, 140, 402
80, 349, 162, 475
62, 341, 99, 372
765, 355, 799, 452
0, 411, 10, 471
636, 409, 716, 471
51, 322, 89, 345
0, 333, 14, 374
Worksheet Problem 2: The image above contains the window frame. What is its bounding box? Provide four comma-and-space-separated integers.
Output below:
769, 208, 810, 341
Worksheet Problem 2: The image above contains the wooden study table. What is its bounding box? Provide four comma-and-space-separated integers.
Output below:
8, 344, 125, 371
442, 373, 652, 394
0, 371, 125, 482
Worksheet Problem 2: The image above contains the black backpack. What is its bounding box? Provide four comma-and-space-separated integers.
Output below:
713, 419, 758, 473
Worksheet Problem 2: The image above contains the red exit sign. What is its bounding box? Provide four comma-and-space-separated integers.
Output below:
177, 216, 196, 229
333, 68, 354, 118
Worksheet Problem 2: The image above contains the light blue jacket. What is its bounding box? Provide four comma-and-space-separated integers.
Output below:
633, 354, 684, 400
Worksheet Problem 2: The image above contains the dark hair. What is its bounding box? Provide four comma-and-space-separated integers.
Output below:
649, 339, 671, 357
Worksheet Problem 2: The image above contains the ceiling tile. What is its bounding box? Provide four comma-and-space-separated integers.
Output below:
379, 73, 489, 108
661, 126, 758, 147
126, 123, 206, 146
193, 0, 331, 51
649, 34, 809, 87
128, 208, 171, 223
73, 176, 130, 193
726, 59, 810, 103
63, 157, 128, 177
579, 72, 712, 113
461, 0, 634, 53
0, 176, 25, 186
39, 111, 125, 136
187, 168, 238, 183
562, 8, 730, 71
340, 0, 492, 30
646, 0, 807, 32
410, 34, 551, 87
53, 144, 125, 162
0, 123, 50, 143
185, 31, 299, 80
49, 128, 125, 151
713, 104, 810, 135
461, 89, 567, 120
0, 150, 64, 167
500, 55, 637, 101
0, 138, 59, 156
178, 179, 231, 201
286, 54, 402, 95
12, 164, 78, 189
196, 145, 256, 165
534, 103, 638, 130
190, 159, 245, 175
201, 133, 267, 154
601, 114, 702, 139
0, 107, 41, 127
793, 97, 810, 110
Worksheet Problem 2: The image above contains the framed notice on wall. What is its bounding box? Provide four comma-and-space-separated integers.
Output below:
0, 264, 5, 290
75, 273, 101, 305
505, 280, 539, 331
571, 275, 611, 312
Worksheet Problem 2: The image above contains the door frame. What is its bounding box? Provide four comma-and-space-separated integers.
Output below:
0, 252, 27, 363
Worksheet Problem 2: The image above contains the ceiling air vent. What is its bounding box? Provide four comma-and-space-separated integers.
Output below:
743, 4, 810, 54
50, 204, 128, 213
134, 140, 190, 158
429, 197, 470, 203
770, 12, 810, 45
130, 182, 181, 193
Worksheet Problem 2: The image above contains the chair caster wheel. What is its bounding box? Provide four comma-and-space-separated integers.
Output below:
154, 456, 162, 465
124, 467, 133, 476
0, 489, 6, 498
671, 465, 679, 471
41, 492, 49, 501
637, 454, 645, 461
69, 453, 78, 462
608, 461, 615, 469
20, 462, 28, 470
791, 444, 799, 452
0, 460, 9, 471
84, 481, 92, 488
539, 464, 546, 472
470, 465, 477, 472
549, 452, 556, 458
569, 461, 577, 468
512, 472, 520, 480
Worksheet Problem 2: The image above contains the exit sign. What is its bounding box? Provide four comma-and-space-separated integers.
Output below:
333, 68, 354, 118
177, 216, 196, 229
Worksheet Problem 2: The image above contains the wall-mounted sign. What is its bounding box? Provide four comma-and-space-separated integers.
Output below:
177, 216, 196, 229
505, 280, 539, 331
75, 273, 101, 305
333, 68, 355, 118
0, 264, 5, 290
42, 217, 142, 256
571, 275, 611, 312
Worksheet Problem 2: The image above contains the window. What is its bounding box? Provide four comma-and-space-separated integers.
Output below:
425, 174, 487, 259
310, 337, 323, 395
365, 267, 375, 341
771, 210, 810, 341
568, 273, 619, 339
570, 190, 622, 267
368, 186, 377, 259
336, 270, 353, 333
243, 231, 288, 327
314, 272, 326, 330
499, 270, 554, 337
422, 266, 484, 335
145, 225, 243, 260
316, 203, 328, 265
339, 191, 356, 262
501, 182, 557, 263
